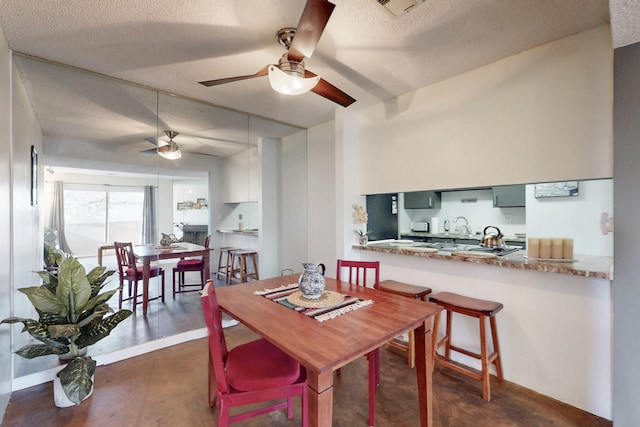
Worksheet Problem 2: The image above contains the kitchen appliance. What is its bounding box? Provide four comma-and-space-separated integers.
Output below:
366, 193, 399, 241
481, 226, 505, 248
412, 221, 429, 232
430, 217, 440, 234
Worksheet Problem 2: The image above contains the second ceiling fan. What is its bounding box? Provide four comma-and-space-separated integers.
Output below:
198, 0, 355, 107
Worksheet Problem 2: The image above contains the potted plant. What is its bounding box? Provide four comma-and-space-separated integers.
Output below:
1, 256, 132, 406
352, 204, 370, 245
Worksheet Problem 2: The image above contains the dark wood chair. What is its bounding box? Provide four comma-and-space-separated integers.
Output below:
201, 280, 307, 426
172, 235, 210, 298
114, 241, 165, 311
335, 259, 380, 426
429, 291, 504, 401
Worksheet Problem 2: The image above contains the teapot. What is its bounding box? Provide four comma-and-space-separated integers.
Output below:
298, 262, 326, 300
160, 233, 175, 247
482, 226, 505, 248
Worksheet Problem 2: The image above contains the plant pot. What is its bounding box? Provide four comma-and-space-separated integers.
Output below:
53, 374, 94, 407
358, 235, 368, 245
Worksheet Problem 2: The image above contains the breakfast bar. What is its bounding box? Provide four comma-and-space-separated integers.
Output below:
353, 241, 613, 420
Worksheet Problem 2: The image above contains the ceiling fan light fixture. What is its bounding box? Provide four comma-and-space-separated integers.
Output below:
157, 141, 182, 160
268, 64, 320, 96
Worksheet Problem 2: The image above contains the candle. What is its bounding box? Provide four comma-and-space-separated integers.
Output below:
527, 238, 540, 258
539, 238, 552, 259
551, 238, 563, 259
562, 238, 574, 259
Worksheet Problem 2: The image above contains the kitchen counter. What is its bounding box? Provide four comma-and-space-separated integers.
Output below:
216, 228, 259, 236
401, 231, 527, 244
354, 241, 612, 280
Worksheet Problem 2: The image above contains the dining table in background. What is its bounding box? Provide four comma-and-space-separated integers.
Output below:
214, 274, 443, 427
133, 242, 210, 315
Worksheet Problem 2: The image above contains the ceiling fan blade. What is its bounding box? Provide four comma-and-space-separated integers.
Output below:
144, 136, 158, 146
288, 0, 335, 62
199, 66, 269, 87
304, 70, 355, 107
139, 147, 158, 155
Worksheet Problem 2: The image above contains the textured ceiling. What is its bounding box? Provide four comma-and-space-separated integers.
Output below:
0, 0, 617, 159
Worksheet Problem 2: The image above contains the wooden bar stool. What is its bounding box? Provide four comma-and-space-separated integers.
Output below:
228, 250, 259, 284
429, 291, 504, 401
379, 280, 432, 368
215, 247, 235, 284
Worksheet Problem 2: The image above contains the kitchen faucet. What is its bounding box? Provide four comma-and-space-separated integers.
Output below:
453, 216, 472, 236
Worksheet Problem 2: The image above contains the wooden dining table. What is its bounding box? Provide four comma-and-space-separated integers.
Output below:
214, 274, 443, 427
133, 242, 210, 315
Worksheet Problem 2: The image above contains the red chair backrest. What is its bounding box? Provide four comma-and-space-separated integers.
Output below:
201, 280, 230, 394
114, 241, 136, 277
336, 259, 380, 289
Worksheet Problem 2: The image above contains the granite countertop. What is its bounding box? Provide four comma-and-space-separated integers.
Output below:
354, 241, 612, 280
401, 231, 527, 243
216, 229, 259, 236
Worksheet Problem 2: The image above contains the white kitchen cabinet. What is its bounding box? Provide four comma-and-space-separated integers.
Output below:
223, 148, 260, 203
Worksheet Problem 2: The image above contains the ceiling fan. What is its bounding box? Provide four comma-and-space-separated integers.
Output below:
154, 130, 182, 159
140, 129, 254, 158
198, 0, 355, 107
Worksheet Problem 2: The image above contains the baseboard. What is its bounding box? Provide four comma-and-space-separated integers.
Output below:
12, 327, 208, 391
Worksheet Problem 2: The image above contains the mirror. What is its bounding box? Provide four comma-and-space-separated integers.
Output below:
11, 53, 306, 380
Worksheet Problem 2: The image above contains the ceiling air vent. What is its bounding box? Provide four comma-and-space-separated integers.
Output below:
375, 0, 425, 16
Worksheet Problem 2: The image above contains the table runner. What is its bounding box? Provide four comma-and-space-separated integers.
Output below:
255, 283, 373, 323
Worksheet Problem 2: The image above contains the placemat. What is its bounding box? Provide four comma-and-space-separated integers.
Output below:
287, 290, 345, 308
254, 283, 373, 323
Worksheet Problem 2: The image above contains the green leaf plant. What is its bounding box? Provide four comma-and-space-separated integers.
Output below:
2, 256, 132, 405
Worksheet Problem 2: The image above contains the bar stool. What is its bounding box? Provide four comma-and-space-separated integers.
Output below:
228, 250, 259, 284
215, 247, 235, 284
379, 280, 432, 368
429, 291, 504, 401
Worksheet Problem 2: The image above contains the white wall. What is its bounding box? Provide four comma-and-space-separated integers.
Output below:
10, 58, 44, 382
307, 121, 337, 269
0, 24, 12, 417
526, 179, 613, 256
359, 26, 613, 194
279, 131, 308, 274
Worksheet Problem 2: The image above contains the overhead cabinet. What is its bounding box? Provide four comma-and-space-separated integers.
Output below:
404, 191, 441, 209
492, 185, 525, 207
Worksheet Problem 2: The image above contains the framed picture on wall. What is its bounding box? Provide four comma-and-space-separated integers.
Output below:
30, 145, 38, 206
534, 181, 579, 198
177, 202, 192, 210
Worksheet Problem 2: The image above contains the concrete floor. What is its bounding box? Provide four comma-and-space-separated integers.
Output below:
1, 321, 612, 427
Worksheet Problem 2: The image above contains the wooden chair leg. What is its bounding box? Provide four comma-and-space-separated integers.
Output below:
431, 311, 441, 372
490, 316, 504, 381
407, 330, 415, 368
480, 315, 491, 401
444, 310, 453, 360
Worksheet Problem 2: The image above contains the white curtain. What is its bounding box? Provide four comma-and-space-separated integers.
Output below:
46, 181, 73, 254
141, 185, 157, 245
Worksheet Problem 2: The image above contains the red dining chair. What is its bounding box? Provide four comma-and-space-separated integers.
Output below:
114, 241, 165, 311
200, 280, 308, 427
173, 235, 210, 298
335, 259, 380, 427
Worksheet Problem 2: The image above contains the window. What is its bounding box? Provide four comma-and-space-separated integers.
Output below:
64, 185, 144, 256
